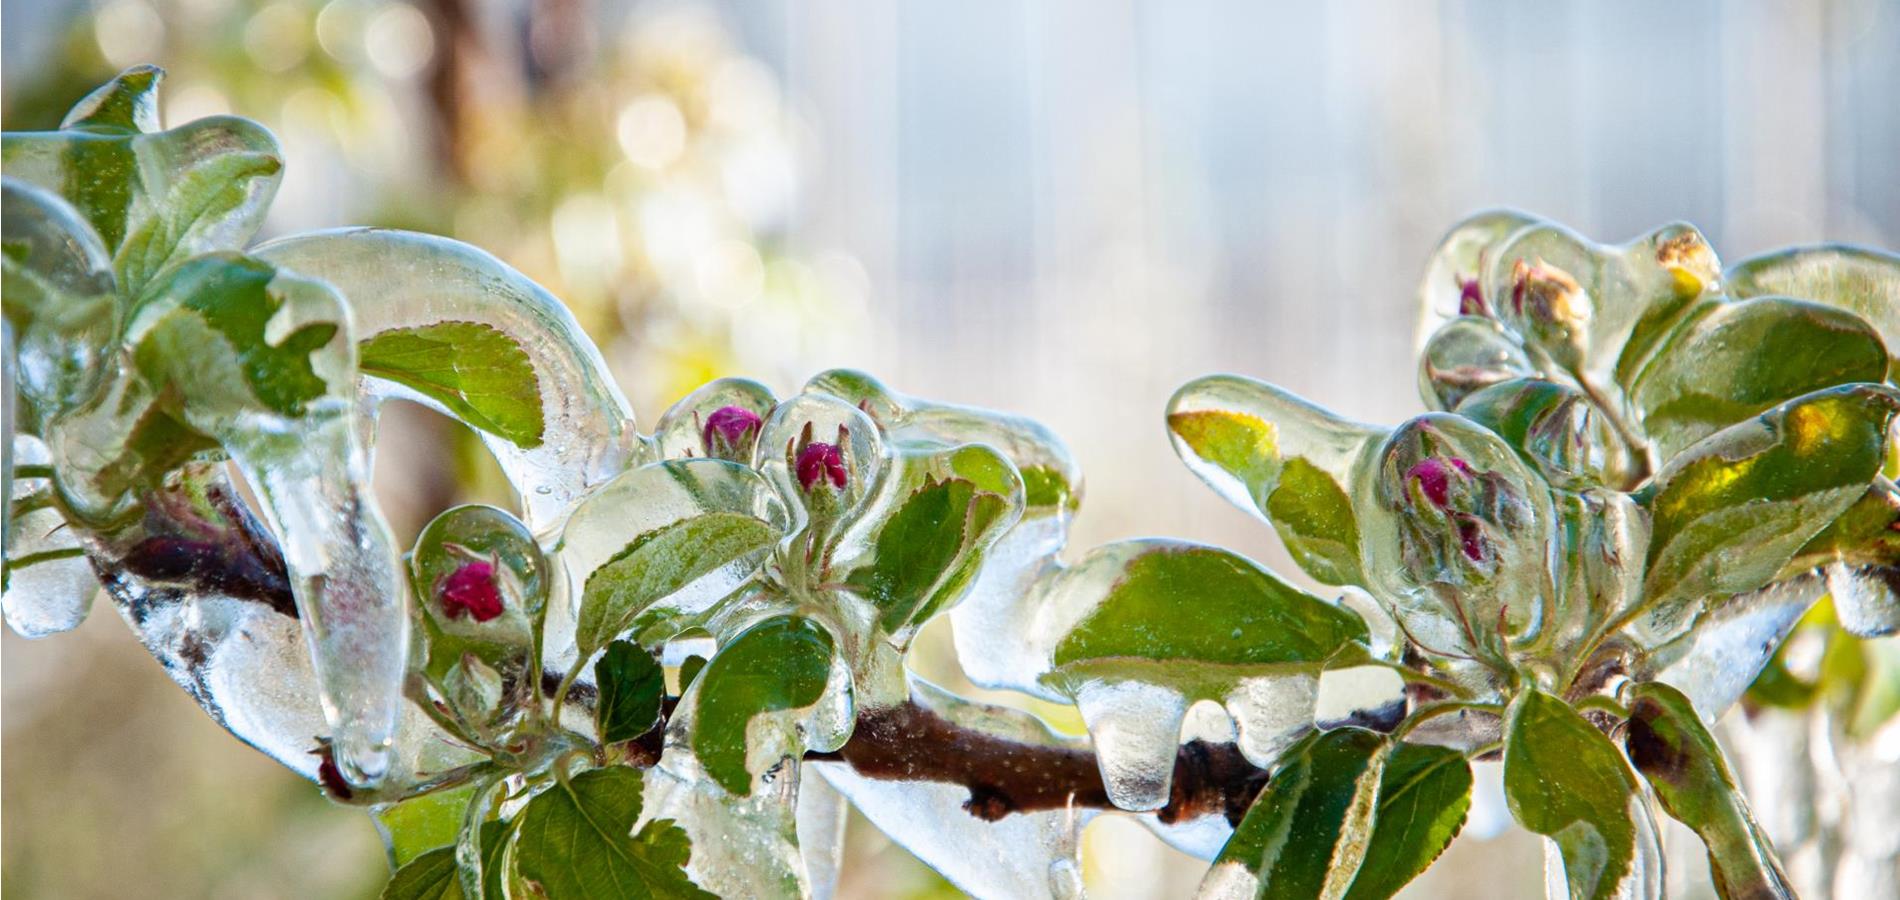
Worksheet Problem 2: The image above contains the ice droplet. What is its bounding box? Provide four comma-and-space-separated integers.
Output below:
1824, 561, 1900, 638
1073, 678, 1190, 811
1222, 672, 1318, 770
2, 437, 99, 637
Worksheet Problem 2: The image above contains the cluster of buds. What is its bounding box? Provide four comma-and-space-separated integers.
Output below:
1403, 456, 1490, 565
701, 405, 764, 462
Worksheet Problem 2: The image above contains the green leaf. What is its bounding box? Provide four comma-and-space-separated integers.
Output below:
1780, 479, 1900, 578
515, 767, 714, 900
1629, 297, 1887, 457
359, 321, 546, 449
376, 782, 479, 866
380, 821, 513, 900
1726, 244, 1900, 374
1167, 409, 1277, 502
1050, 542, 1367, 671
1341, 742, 1473, 900
383, 844, 464, 900
690, 615, 835, 796
1266, 457, 1364, 586
1625, 682, 1794, 900
131, 253, 346, 419
576, 511, 782, 656
1019, 464, 1078, 512
1503, 689, 1639, 900
676, 655, 707, 694
1167, 405, 1368, 586
595, 640, 665, 744
1640, 385, 1900, 637
1212, 728, 1382, 897
844, 472, 1013, 635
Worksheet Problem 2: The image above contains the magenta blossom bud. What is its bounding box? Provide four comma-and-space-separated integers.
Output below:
702, 405, 763, 460
1457, 275, 1486, 316
796, 441, 848, 491
439, 560, 504, 622
1405, 456, 1472, 509
316, 749, 354, 800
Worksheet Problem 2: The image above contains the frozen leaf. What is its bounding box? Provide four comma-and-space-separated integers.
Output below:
560, 458, 787, 654
1503, 689, 1639, 900
1627, 296, 1886, 458
0, 66, 282, 295
576, 509, 783, 656
1726, 244, 1900, 372
596, 640, 665, 744
1624, 681, 1795, 900
1041, 540, 1366, 801
1204, 728, 1384, 898
1637, 385, 1900, 643
1169, 374, 1383, 586
359, 322, 546, 449
253, 228, 642, 530
687, 615, 845, 796
839, 442, 1020, 642
515, 767, 715, 900
1048, 542, 1366, 671
129, 253, 344, 419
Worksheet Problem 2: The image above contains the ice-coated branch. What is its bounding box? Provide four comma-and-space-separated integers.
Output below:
117, 500, 1271, 824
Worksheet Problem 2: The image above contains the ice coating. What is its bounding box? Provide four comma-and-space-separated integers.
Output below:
1644, 574, 1825, 719
793, 773, 848, 900
252, 228, 642, 533
1824, 562, 1900, 638
0, 179, 119, 425
1167, 373, 1383, 526
1418, 316, 1537, 412
654, 377, 777, 462
755, 393, 887, 529
1355, 413, 1557, 671
2, 437, 99, 637
1413, 208, 1540, 345
1072, 679, 1189, 811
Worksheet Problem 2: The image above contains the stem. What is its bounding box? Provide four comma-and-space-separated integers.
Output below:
12, 464, 54, 480
1573, 694, 1631, 719
1390, 700, 1503, 742
5, 546, 86, 570
550, 656, 587, 715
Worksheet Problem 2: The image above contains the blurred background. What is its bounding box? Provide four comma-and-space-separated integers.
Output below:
4, 0, 1899, 896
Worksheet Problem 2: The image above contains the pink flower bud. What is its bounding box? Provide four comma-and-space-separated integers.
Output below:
439, 560, 503, 622
1457, 275, 1486, 316
796, 441, 848, 491
1405, 457, 1472, 509
702, 405, 763, 460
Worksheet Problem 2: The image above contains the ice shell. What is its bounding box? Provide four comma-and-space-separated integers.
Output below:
1825, 562, 1900, 638
1413, 209, 1540, 346
1644, 574, 1825, 720
756, 393, 886, 526
3, 437, 98, 637
654, 377, 777, 462
1073, 678, 1190, 811
253, 228, 643, 534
